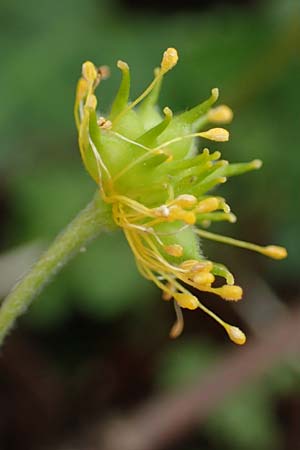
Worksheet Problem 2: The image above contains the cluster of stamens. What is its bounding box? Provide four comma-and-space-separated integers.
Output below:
74, 48, 287, 345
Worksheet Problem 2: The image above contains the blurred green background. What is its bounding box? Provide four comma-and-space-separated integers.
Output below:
0, 0, 299, 449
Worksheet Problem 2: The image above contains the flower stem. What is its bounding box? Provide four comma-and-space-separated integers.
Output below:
0, 193, 115, 346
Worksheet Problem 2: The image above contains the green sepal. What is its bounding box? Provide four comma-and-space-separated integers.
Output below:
137, 108, 172, 147
78, 108, 99, 183
155, 90, 219, 160
138, 70, 163, 129
219, 160, 262, 178
110, 62, 130, 120
173, 88, 219, 126
89, 110, 102, 151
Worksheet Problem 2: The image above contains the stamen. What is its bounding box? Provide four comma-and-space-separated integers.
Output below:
156, 128, 229, 152
160, 47, 179, 73
174, 293, 199, 310
180, 259, 213, 272
226, 326, 246, 345
198, 128, 229, 142
214, 284, 243, 301
168, 206, 196, 225
195, 229, 288, 260
172, 194, 197, 209
197, 298, 246, 345
192, 272, 215, 286
110, 131, 151, 152
261, 245, 288, 260
196, 197, 220, 214
175, 291, 247, 345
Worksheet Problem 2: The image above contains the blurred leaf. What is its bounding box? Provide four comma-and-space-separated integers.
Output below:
156, 338, 219, 389
69, 231, 153, 318
206, 387, 281, 450
24, 280, 70, 328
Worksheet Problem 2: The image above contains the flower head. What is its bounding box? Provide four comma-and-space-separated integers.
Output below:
74, 48, 287, 345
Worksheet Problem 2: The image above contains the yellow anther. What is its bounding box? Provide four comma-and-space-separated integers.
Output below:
196, 197, 220, 214
174, 293, 199, 310
207, 105, 234, 124
192, 272, 215, 286
199, 128, 230, 142
82, 61, 98, 83
164, 244, 183, 257
174, 194, 197, 209
262, 245, 288, 260
180, 260, 213, 272
217, 284, 243, 301
182, 211, 196, 225
86, 94, 97, 109
180, 259, 200, 271
226, 325, 246, 345
160, 47, 179, 73
169, 206, 196, 225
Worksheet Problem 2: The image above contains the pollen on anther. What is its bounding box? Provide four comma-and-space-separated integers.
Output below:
160, 47, 179, 73
199, 128, 229, 142
227, 326, 246, 345
82, 61, 98, 83
263, 245, 288, 260
165, 244, 183, 257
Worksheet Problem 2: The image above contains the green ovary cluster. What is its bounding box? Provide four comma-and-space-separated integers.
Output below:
75, 48, 287, 345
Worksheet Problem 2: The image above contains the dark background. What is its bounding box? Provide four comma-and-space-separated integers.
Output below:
0, 0, 299, 449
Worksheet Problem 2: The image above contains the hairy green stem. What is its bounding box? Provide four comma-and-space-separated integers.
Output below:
0, 193, 115, 346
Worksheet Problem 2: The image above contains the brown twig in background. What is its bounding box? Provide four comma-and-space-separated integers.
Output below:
97, 307, 300, 450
